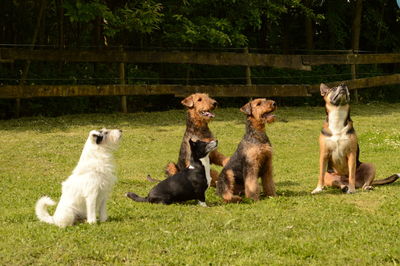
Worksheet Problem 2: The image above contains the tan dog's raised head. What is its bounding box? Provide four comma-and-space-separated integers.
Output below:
181, 93, 218, 122
320, 83, 350, 107
240, 98, 276, 124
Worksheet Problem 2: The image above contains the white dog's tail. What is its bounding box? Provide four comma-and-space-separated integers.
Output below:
35, 196, 56, 224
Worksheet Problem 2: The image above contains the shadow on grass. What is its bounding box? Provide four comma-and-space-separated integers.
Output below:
107, 216, 125, 222
275, 190, 310, 197
276, 180, 300, 187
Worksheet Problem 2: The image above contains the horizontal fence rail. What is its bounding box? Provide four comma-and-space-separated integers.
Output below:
0, 48, 310, 70
1, 74, 399, 99
2, 48, 400, 70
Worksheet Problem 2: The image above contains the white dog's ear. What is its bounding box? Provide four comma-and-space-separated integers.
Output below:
92, 132, 104, 144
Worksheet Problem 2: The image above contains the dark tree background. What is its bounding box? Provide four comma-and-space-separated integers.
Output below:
0, 0, 399, 117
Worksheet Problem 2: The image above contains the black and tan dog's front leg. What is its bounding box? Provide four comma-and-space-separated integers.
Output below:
217, 169, 242, 203
209, 150, 230, 167
244, 166, 260, 201
312, 146, 329, 194
209, 150, 230, 187
261, 156, 276, 197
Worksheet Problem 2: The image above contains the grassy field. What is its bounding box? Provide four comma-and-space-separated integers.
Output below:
1, 103, 400, 265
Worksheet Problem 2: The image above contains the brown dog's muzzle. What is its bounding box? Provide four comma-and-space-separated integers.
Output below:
263, 100, 277, 123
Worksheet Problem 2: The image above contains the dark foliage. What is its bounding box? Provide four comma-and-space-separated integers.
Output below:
0, 0, 399, 118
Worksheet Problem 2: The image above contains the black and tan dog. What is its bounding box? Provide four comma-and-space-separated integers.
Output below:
217, 98, 277, 203
311, 83, 399, 194
165, 93, 229, 186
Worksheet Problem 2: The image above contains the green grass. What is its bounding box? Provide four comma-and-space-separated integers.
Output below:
1, 103, 400, 265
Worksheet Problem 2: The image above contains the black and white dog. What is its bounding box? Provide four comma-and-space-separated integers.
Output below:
126, 139, 217, 206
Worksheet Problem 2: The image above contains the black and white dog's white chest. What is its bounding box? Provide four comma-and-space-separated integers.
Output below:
189, 154, 211, 187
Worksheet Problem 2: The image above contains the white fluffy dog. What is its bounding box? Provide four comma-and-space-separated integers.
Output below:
35, 128, 122, 227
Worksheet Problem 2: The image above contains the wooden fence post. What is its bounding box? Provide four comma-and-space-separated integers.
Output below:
119, 47, 127, 113
244, 47, 252, 85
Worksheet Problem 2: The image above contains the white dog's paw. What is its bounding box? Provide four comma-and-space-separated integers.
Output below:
198, 201, 208, 207
87, 219, 97, 224
346, 188, 356, 194
362, 185, 374, 191
99, 215, 108, 222
311, 186, 324, 194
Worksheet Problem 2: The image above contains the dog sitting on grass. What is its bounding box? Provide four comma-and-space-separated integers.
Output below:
127, 139, 217, 206
165, 93, 228, 186
35, 128, 122, 227
311, 83, 399, 194
217, 98, 277, 203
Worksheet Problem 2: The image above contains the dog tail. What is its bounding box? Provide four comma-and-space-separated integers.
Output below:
372, 174, 400, 186
165, 162, 179, 177
126, 192, 149, 202
146, 175, 161, 183
35, 196, 56, 224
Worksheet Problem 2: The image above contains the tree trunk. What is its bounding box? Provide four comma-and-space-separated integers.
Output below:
258, 14, 268, 49
351, 0, 363, 104
351, 0, 363, 52
281, 14, 290, 54
375, 2, 385, 53
56, 0, 64, 49
56, 0, 64, 72
304, 0, 314, 52
21, 0, 47, 83
18, 0, 47, 117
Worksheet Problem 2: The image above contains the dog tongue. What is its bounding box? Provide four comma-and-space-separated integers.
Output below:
266, 114, 276, 123
262, 113, 275, 123
203, 111, 215, 118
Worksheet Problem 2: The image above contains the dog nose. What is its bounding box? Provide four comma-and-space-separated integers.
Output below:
271, 101, 276, 108
119, 129, 122, 133
213, 101, 218, 107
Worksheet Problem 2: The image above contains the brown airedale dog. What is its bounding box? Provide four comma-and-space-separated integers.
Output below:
166, 93, 229, 185
217, 98, 277, 202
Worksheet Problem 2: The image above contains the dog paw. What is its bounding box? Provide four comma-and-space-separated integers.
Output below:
87, 218, 97, 224
99, 215, 108, 222
311, 186, 324, 194
224, 195, 242, 203
198, 201, 208, 207
346, 188, 356, 194
363, 185, 374, 191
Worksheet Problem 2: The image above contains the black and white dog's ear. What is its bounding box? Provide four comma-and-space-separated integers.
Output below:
189, 138, 195, 146
92, 132, 104, 144
240, 102, 252, 116
320, 83, 330, 96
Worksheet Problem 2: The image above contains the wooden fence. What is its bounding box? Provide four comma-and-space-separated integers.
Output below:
1, 48, 400, 113
1, 74, 399, 99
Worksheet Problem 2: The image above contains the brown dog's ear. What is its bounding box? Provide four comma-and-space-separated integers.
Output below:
240, 102, 252, 116
320, 83, 330, 96
181, 95, 194, 108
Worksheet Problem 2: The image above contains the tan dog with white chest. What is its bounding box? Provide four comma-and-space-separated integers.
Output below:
312, 83, 399, 194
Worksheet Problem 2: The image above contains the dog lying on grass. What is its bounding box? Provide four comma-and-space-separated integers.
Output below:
35, 128, 122, 227
127, 139, 217, 206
